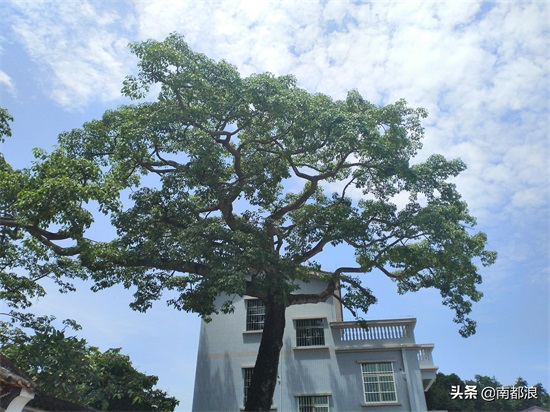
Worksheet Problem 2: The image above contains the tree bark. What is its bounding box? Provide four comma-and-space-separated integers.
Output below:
245, 296, 286, 411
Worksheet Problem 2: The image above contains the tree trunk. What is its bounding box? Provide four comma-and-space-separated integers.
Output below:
245, 296, 286, 411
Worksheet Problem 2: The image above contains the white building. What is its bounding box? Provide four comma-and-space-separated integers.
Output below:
192, 278, 438, 411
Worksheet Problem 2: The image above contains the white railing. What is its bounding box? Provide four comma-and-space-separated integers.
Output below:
417, 344, 435, 368
330, 318, 416, 345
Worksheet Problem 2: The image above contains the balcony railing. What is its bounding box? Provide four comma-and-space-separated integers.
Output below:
330, 318, 416, 346
417, 344, 437, 390
417, 344, 436, 369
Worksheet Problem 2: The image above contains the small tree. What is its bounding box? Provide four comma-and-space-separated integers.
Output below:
0, 34, 496, 411
1, 318, 179, 411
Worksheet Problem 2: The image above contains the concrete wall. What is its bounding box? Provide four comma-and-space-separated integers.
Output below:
192, 278, 429, 411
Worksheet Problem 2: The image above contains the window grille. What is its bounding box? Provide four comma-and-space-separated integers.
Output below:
361, 362, 397, 403
297, 395, 330, 412
296, 318, 325, 346
246, 299, 265, 331
243, 367, 254, 405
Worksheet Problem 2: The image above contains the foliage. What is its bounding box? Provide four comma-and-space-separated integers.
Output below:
425, 372, 550, 411
1, 315, 179, 411
1, 109, 88, 311
0, 107, 13, 143
1, 34, 495, 333
1, 108, 177, 411
0, 33, 497, 409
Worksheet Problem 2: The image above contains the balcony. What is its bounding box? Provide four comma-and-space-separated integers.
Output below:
330, 318, 417, 347
330, 319, 438, 390
417, 344, 435, 368
417, 343, 438, 390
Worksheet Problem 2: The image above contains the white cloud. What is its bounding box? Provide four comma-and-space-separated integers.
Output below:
6, 0, 548, 222
8, 0, 136, 109
0, 70, 15, 96
511, 187, 546, 209
130, 1, 548, 220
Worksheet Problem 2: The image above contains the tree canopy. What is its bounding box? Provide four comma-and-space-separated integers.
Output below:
1, 108, 177, 412
0, 33, 496, 410
1, 317, 179, 411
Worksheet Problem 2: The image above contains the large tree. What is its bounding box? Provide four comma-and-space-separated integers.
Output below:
0, 34, 496, 411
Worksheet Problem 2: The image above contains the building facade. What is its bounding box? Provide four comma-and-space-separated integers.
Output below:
192, 278, 438, 411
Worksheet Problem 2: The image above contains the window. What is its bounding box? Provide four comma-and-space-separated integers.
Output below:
243, 368, 273, 408
243, 368, 254, 405
296, 318, 325, 346
361, 362, 397, 404
246, 299, 265, 331
297, 395, 330, 412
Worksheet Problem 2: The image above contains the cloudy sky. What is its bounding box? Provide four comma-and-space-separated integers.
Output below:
1, 0, 548, 409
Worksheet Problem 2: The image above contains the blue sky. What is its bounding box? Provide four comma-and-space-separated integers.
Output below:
1, 1, 548, 410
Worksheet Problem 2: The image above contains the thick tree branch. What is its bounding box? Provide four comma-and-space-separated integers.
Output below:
340, 273, 377, 300
218, 134, 245, 186
0, 217, 71, 241
244, 280, 268, 302
288, 278, 336, 306
268, 149, 361, 222
296, 237, 331, 264
153, 148, 184, 168
287, 266, 364, 306
269, 179, 318, 221
90, 252, 209, 277
376, 265, 403, 279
